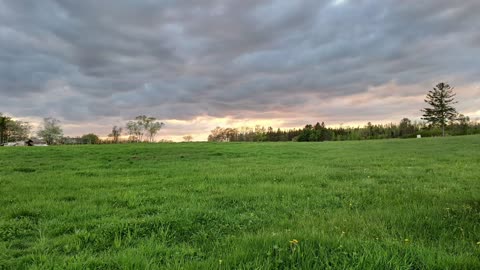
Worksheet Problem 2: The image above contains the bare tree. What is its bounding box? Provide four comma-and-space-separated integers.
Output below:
126, 121, 142, 142
183, 135, 193, 142
146, 121, 165, 142
126, 115, 165, 142
135, 116, 165, 142
108, 126, 122, 143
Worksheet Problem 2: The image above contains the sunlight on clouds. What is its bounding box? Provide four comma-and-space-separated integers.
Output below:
10, 80, 479, 142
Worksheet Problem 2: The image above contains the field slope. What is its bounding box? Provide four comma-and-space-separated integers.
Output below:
1, 136, 480, 269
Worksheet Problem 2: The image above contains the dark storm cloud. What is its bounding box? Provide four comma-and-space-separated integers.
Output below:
1, 0, 479, 138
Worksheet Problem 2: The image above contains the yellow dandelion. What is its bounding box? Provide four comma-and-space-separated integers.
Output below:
289, 239, 299, 245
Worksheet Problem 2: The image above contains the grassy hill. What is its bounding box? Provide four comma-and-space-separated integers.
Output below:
1, 136, 480, 269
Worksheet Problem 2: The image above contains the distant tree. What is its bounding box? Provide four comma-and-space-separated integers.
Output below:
126, 115, 165, 142
399, 118, 415, 137
365, 122, 374, 139
208, 127, 227, 142
223, 128, 237, 142
81, 133, 100, 144
7, 121, 31, 142
266, 126, 277, 141
0, 113, 32, 143
452, 114, 470, 135
421, 82, 458, 137
134, 115, 148, 141
37, 117, 63, 145
145, 121, 165, 142
108, 126, 122, 143
183, 135, 193, 142
126, 121, 142, 142
254, 125, 266, 141
0, 113, 11, 144
297, 124, 313, 142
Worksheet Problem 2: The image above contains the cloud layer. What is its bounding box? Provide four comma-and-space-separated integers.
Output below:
1, 0, 479, 140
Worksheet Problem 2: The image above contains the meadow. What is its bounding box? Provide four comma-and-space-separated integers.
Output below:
1, 136, 479, 269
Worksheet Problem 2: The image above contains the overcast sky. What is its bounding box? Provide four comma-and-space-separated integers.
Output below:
1, 0, 479, 141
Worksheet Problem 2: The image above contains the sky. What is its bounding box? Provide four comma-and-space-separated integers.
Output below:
1, 0, 479, 141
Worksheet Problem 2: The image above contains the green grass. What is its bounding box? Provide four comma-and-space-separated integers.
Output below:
1, 136, 480, 269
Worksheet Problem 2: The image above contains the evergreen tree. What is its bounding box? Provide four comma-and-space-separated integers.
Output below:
421, 82, 458, 137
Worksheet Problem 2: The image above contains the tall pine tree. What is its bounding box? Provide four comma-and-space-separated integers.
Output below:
421, 82, 457, 137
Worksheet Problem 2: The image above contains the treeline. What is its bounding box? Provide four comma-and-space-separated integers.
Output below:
2, 82, 479, 144
71, 115, 166, 144
209, 83, 478, 142
208, 116, 480, 142
0, 113, 166, 145
65, 115, 167, 144
60, 135, 174, 145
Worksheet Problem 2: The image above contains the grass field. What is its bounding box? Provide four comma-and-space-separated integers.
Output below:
1, 136, 480, 269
